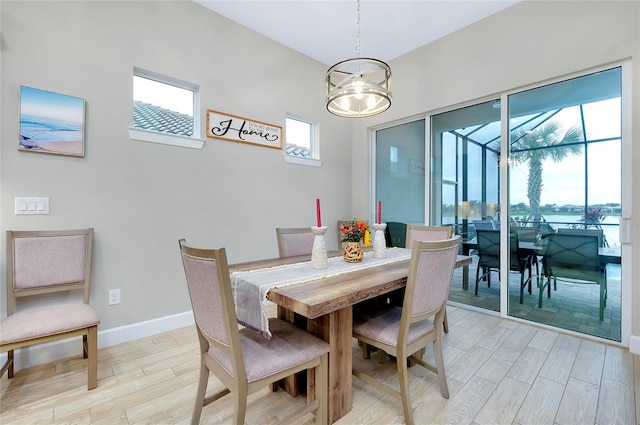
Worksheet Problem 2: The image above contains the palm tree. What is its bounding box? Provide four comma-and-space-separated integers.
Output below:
510, 121, 583, 225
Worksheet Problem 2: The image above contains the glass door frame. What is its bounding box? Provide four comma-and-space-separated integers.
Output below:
498, 61, 632, 347
373, 61, 632, 347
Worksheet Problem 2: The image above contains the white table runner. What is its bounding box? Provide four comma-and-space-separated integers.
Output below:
230, 247, 411, 338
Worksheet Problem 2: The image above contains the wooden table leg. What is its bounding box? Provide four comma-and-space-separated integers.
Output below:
308, 306, 353, 424
277, 305, 301, 396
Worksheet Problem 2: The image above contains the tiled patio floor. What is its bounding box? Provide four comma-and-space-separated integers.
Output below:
449, 256, 621, 341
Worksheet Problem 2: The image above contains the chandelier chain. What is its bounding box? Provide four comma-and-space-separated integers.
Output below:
354, 0, 362, 55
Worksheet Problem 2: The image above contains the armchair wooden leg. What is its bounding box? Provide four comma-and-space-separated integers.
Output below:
0, 351, 14, 379
361, 342, 372, 359
443, 309, 449, 334
87, 326, 98, 390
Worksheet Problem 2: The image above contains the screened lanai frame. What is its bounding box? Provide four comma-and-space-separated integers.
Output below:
426, 63, 631, 344
433, 68, 623, 248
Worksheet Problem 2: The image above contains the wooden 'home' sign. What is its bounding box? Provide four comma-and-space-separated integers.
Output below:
206, 109, 282, 149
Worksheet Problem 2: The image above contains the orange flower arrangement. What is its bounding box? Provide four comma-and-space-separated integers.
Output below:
339, 220, 370, 245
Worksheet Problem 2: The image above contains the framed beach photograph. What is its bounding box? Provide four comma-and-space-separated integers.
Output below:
19, 86, 85, 157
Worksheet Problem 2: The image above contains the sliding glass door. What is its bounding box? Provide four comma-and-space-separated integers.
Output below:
507, 67, 622, 341
430, 100, 501, 311
423, 66, 624, 341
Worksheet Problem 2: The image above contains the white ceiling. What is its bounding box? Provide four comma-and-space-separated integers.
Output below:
194, 1, 520, 66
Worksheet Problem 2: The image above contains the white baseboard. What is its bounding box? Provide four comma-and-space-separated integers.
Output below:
1, 310, 194, 371
629, 334, 640, 355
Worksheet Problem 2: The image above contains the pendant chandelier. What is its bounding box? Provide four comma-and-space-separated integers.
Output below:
325, 0, 392, 118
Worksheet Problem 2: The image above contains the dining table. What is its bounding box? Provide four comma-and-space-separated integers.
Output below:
229, 248, 472, 424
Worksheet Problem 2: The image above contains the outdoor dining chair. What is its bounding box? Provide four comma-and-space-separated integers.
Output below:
178, 239, 330, 424
385, 222, 407, 248
475, 229, 535, 303
352, 237, 460, 425
539, 233, 607, 320
558, 227, 606, 247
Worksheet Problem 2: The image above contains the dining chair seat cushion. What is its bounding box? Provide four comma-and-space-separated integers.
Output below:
353, 306, 435, 347
0, 303, 100, 345
210, 318, 329, 383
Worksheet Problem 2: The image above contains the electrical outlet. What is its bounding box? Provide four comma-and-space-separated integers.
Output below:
109, 289, 121, 305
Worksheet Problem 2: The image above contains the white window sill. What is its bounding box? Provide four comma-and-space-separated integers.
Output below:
128, 127, 205, 149
284, 155, 322, 167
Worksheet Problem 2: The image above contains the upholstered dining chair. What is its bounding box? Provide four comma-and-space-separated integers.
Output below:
539, 233, 607, 320
405, 225, 453, 247
275, 227, 315, 258
352, 237, 460, 425
405, 225, 454, 333
178, 239, 330, 424
475, 229, 534, 303
0, 228, 99, 390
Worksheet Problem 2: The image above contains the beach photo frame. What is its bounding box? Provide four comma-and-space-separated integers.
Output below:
19, 86, 85, 157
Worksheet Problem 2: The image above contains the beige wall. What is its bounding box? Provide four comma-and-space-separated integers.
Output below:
352, 1, 640, 348
0, 1, 353, 337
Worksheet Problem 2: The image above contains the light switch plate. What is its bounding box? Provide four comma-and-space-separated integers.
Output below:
15, 197, 49, 215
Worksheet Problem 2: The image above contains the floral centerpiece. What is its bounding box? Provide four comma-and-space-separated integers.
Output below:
339, 220, 370, 262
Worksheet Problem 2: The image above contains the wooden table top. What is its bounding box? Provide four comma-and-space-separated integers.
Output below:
230, 251, 472, 320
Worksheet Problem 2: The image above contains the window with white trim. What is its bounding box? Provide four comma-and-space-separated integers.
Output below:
128, 68, 205, 149
284, 114, 321, 167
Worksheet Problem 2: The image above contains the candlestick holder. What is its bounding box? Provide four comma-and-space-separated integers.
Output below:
372, 223, 387, 258
310, 226, 328, 269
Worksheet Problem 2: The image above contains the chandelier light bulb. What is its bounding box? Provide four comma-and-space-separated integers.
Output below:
367, 95, 376, 109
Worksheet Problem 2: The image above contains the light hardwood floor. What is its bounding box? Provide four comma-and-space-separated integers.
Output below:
1, 304, 638, 425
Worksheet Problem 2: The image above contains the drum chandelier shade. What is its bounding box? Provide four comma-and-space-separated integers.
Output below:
326, 58, 392, 118
325, 0, 392, 118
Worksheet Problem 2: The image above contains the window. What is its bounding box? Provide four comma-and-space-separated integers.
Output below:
284, 114, 321, 167
128, 68, 204, 149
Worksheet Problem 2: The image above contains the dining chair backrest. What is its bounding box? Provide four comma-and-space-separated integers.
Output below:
275, 227, 315, 258
475, 229, 500, 269
557, 228, 605, 247
405, 225, 453, 248
473, 220, 496, 231
510, 226, 537, 242
385, 222, 407, 248
475, 229, 522, 270
7, 229, 94, 309
542, 233, 602, 281
179, 241, 242, 373
404, 236, 460, 321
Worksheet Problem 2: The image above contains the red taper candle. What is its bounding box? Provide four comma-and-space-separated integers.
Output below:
316, 198, 321, 227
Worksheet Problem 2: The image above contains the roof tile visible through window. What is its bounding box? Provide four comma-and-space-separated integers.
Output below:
133, 100, 193, 137
285, 144, 311, 158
